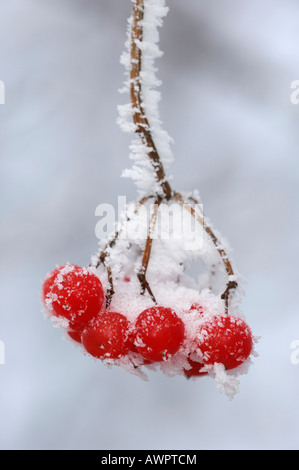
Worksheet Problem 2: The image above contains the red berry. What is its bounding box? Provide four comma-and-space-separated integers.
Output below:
134, 306, 185, 362
189, 303, 204, 316
130, 343, 153, 365
195, 315, 253, 370
82, 312, 132, 360
67, 321, 86, 343
42, 264, 105, 324
42, 267, 61, 301
184, 357, 207, 378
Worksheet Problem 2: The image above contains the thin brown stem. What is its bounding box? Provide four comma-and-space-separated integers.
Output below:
95, 1, 238, 314
95, 195, 155, 307
137, 197, 161, 303
173, 192, 237, 312
95, 233, 118, 308
130, 0, 172, 201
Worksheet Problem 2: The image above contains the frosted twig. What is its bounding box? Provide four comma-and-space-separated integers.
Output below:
101, 1, 238, 313
95, 194, 155, 307
130, 0, 172, 200
137, 196, 162, 303
173, 192, 238, 313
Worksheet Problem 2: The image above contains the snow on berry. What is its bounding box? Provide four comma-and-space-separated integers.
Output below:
133, 306, 185, 362
67, 321, 87, 344
82, 312, 133, 360
42, 264, 105, 324
193, 315, 253, 370
41, 0, 258, 400
184, 357, 208, 378
42, 266, 61, 300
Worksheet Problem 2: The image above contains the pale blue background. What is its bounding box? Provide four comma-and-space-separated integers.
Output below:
0, 0, 299, 449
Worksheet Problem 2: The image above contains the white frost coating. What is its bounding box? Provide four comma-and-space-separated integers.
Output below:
40, 0, 256, 401
87, 193, 252, 398
210, 364, 240, 401
117, 0, 174, 196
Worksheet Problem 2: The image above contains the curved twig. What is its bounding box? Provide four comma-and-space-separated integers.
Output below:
130, 0, 172, 201
137, 196, 162, 303
95, 194, 156, 307
96, 1, 238, 314
173, 192, 237, 312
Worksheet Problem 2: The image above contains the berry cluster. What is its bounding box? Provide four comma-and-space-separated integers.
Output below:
42, 264, 254, 377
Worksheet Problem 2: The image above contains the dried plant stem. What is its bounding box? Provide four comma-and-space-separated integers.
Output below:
137, 197, 162, 303
173, 192, 237, 312
97, 0, 238, 312
96, 195, 155, 307
130, 0, 237, 310
96, 234, 118, 308
130, 0, 172, 201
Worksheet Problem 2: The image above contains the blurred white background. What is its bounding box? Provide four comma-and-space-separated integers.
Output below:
1, 0, 299, 450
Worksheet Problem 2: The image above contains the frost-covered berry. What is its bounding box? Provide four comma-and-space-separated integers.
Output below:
42, 264, 105, 324
67, 321, 86, 343
184, 358, 207, 378
134, 306, 185, 362
189, 303, 204, 316
195, 315, 253, 370
130, 343, 153, 366
42, 267, 61, 300
82, 312, 132, 360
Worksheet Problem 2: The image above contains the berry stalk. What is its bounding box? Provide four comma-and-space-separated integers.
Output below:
173, 192, 238, 313
98, 0, 238, 312
130, 0, 172, 201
